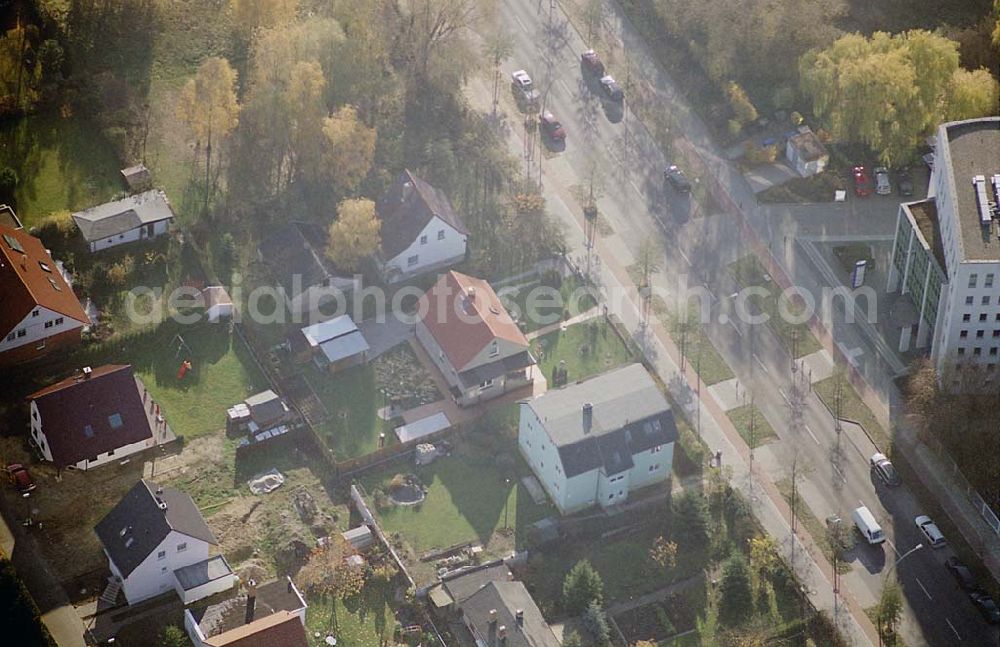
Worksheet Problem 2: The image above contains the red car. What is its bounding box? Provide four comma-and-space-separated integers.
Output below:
6, 464, 35, 493
853, 165, 873, 197
539, 111, 566, 141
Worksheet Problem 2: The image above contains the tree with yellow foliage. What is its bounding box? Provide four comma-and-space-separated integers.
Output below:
322, 106, 377, 194
326, 198, 381, 272
177, 57, 240, 210
231, 0, 298, 34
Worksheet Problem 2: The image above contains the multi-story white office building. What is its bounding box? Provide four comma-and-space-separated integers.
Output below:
888, 117, 1000, 388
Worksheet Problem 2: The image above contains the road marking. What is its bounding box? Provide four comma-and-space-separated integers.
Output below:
629, 179, 644, 198
755, 355, 768, 373
558, 79, 572, 96
804, 424, 820, 445
779, 389, 790, 405
884, 537, 901, 558
830, 461, 847, 484
945, 618, 961, 641
512, 14, 527, 33
728, 320, 743, 337
678, 248, 692, 267
915, 576, 932, 601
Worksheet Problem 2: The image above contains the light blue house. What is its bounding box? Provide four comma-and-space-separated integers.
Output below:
518, 364, 677, 515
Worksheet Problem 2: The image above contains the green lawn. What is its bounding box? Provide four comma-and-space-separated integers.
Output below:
0, 113, 123, 226
729, 255, 822, 359
499, 274, 598, 334
535, 319, 635, 385
727, 405, 777, 449
308, 343, 441, 459
776, 478, 851, 574
682, 328, 735, 386
361, 429, 553, 557
813, 375, 888, 447
304, 581, 397, 647
73, 322, 268, 440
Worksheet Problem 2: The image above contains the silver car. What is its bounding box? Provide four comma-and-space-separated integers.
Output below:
874, 167, 891, 195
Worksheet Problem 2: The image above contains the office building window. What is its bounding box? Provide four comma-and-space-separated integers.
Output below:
977, 330, 985, 338
963, 314, 971, 322
966, 296, 974, 305
974, 347, 982, 356
981, 313, 988, 322
969, 274, 978, 288
960, 330, 968, 338
983, 296, 990, 306
987, 274, 995, 288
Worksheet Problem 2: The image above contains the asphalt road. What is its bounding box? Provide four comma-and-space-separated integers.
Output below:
488, 0, 1000, 644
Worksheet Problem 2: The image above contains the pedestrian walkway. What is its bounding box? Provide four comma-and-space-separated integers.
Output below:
606, 574, 703, 616
525, 309, 599, 341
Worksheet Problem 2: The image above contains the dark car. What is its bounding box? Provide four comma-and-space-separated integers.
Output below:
6, 464, 35, 493
599, 75, 624, 102
945, 557, 977, 592
581, 49, 605, 77
539, 111, 566, 141
897, 169, 914, 197
869, 453, 901, 487
970, 592, 1000, 624
853, 165, 873, 197
664, 165, 692, 193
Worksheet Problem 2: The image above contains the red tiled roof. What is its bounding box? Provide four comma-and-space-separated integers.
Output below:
418, 271, 528, 371
203, 611, 308, 647
0, 224, 89, 338
27, 365, 154, 467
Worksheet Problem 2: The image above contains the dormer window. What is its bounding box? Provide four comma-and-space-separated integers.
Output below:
84, 425, 94, 438
108, 413, 123, 429
489, 340, 499, 357
38, 261, 51, 273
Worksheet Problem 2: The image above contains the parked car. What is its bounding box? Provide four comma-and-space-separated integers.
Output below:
915, 515, 947, 548
874, 167, 891, 195
852, 506, 885, 545
511, 69, 540, 104
853, 165, 873, 196
970, 592, 1000, 624
539, 111, 566, 141
869, 453, 901, 486
580, 49, 605, 76
945, 557, 977, 592
5, 464, 35, 493
897, 168, 914, 197
664, 165, 692, 193
599, 75, 624, 102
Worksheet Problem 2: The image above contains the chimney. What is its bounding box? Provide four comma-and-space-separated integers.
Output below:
245, 578, 258, 625
488, 609, 498, 624
515, 609, 524, 627
582, 402, 593, 434
401, 180, 413, 203
467, 286, 476, 301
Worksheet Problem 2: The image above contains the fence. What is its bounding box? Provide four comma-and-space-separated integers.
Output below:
350, 484, 415, 589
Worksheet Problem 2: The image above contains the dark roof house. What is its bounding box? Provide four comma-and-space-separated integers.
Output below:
185, 577, 308, 647
461, 581, 560, 647
377, 169, 468, 260
95, 480, 217, 578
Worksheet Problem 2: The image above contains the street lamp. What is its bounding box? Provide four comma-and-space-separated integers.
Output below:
503, 478, 512, 530
878, 543, 923, 646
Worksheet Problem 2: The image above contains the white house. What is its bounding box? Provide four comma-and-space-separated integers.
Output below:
785, 127, 829, 177
0, 220, 90, 367
257, 222, 360, 321
518, 364, 678, 514
72, 189, 175, 252
94, 480, 234, 605
27, 364, 165, 470
377, 170, 468, 283
416, 271, 535, 407
183, 576, 308, 647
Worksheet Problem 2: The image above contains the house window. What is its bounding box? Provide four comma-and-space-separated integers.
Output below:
651, 445, 662, 454
5, 333, 13, 342
161, 566, 168, 574
969, 274, 978, 288
44, 321, 53, 329
609, 493, 614, 500
438, 229, 446, 240
38, 261, 51, 273
407, 255, 419, 266
157, 550, 166, 560
479, 378, 494, 390
177, 542, 187, 552
958, 347, 966, 355
83, 425, 94, 438
32, 309, 39, 317
108, 413, 123, 429
55, 317, 63, 325
649, 464, 660, 472
107, 449, 114, 456
17, 329, 26, 338
489, 340, 499, 357
420, 235, 428, 245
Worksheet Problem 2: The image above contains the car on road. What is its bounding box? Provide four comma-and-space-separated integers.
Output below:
970, 591, 1000, 624
539, 111, 566, 142
664, 165, 692, 193
599, 75, 624, 102
853, 165, 873, 196
897, 168, 914, 197
5, 464, 35, 493
869, 453, 901, 486
511, 69, 540, 104
852, 505, 885, 545
915, 515, 947, 548
874, 167, 891, 195
945, 557, 977, 592
581, 49, 605, 76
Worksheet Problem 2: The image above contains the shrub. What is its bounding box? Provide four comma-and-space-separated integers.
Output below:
719, 552, 753, 626
582, 601, 610, 646
562, 559, 604, 614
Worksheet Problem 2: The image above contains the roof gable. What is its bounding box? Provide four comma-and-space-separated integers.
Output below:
377, 170, 468, 258
0, 224, 89, 337
94, 480, 216, 577
418, 271, 529, 371
28, 365, 153, 466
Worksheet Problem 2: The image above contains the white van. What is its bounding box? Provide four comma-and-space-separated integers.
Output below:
852, 506, 885, 545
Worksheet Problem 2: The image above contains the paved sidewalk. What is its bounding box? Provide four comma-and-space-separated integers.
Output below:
525, 309, 599, 341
